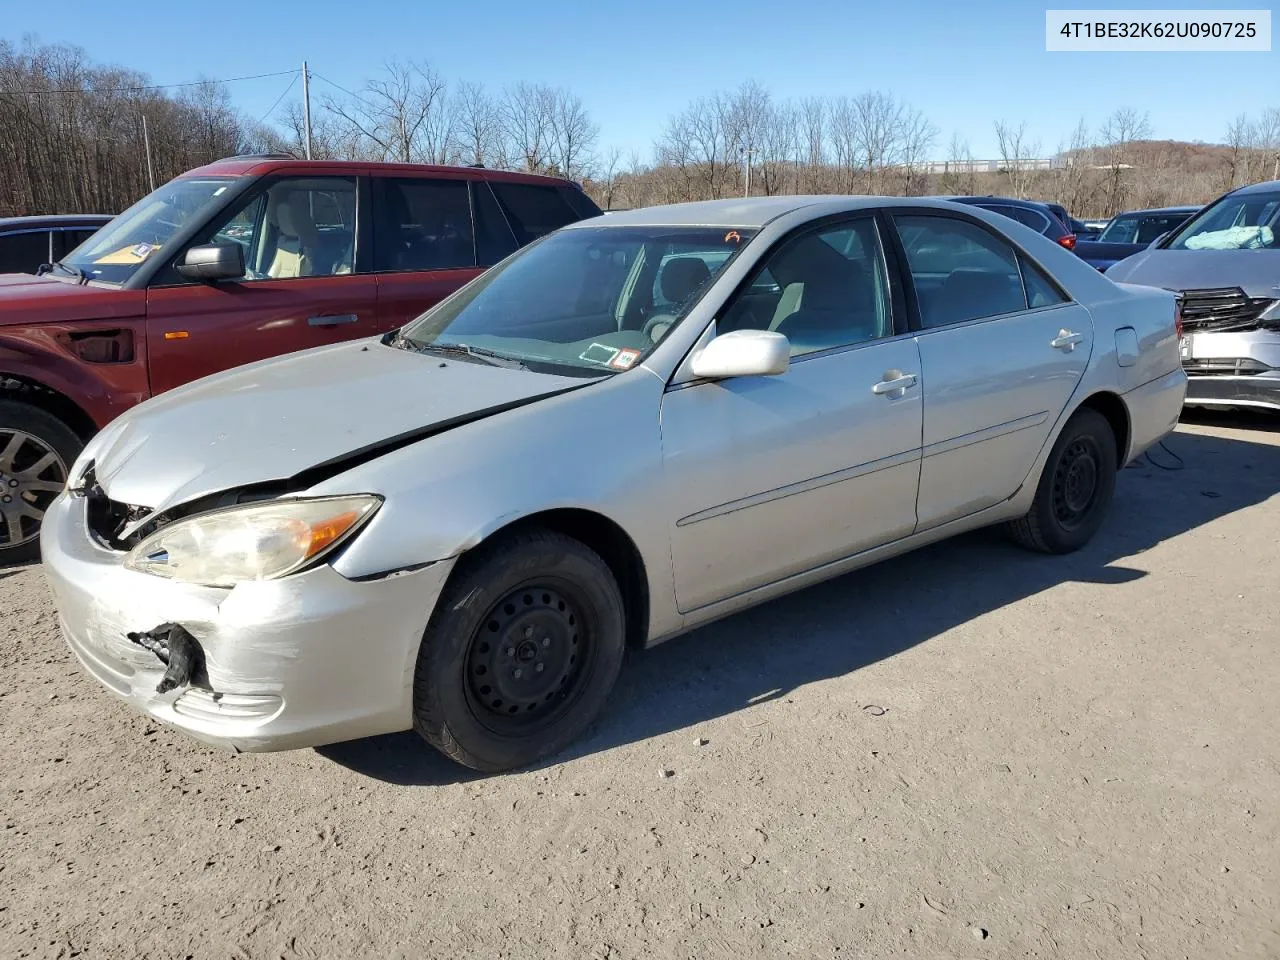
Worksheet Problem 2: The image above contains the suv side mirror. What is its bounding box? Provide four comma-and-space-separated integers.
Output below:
690, 329, 790, 380
177, 243, 245, 281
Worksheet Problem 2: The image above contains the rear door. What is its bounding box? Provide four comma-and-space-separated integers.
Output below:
890, 211, 1092, 530
146, 175, 378, 394
371, 175, 487, 332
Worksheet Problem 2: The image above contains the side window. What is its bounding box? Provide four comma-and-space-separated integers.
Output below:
895, 215, 1027, 328
491, 182, 578, 245
472, 181, 519, 266
719, 218, 891, 357
1010, 208, 1050, 233
0, 231, 51, 273
52, 229, 101, 260
197, 177, 357, 281
374, 178, 474, 272
1019, 255, 1068, 308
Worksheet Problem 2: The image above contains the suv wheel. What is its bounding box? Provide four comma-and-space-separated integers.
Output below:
0, 401, 83, 566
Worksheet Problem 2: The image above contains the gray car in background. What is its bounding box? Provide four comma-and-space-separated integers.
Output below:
1107, 180, 1280, 412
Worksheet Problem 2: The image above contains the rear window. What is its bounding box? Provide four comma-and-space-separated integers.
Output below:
491, 182, 580, 245
374, 178, 475, 271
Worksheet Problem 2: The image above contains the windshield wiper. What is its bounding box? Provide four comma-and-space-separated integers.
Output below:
416, 341, 530, 370
49, 260, 88, 284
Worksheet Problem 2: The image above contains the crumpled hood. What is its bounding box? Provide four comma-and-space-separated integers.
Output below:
1106, 249, 1280, 299
0, 272, 145, 324
84, 338, 594, 513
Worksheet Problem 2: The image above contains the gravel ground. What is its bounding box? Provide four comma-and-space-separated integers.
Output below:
2, 414, 1278, 960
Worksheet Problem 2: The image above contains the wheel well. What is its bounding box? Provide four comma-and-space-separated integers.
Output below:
481, 509, 651, 649
1078, 391, 1130, 467
0, 375, 98, 442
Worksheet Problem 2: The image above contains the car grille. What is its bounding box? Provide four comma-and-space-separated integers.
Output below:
1179, 287, 1274, 332
1182, 357, 1272, 377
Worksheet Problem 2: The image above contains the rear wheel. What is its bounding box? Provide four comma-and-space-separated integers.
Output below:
413, 529, 626, 772
1006, 407, 1117, 554
0, 401, 82, 566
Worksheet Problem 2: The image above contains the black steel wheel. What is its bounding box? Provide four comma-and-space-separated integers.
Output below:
1007, 407, 1117, 554
0, 401, 83, 566
413, 528, 626, 772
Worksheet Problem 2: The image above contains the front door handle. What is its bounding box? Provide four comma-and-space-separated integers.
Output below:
1051, 329, 1085, 351
308, 313, 359, 327
871, 372, 918, 396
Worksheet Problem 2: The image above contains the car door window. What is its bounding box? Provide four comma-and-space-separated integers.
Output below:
1019, 254, 1068, 308
374, 178, 474, 272
472, 182, 519, 266
718, 218, 891, 356
192, 177, 357, 281
0, 231, 51, 273
491, 183, 579, 245
895, 215, 1027, 328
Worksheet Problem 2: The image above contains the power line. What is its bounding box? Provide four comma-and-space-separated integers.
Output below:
0, 68, 299, 97
310, 71, 379, 111
257, 71, 301, 125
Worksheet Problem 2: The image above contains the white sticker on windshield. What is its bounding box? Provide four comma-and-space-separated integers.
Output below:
610, 348, 641, 370
579, 343, 619, 365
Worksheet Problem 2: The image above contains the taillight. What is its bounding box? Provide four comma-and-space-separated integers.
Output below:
1057, 233, 1077, 250
1174, 298, 1184, 338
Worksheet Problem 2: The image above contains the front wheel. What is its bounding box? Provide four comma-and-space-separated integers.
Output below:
413, 529, 626, 772
0, 401, 83, 566
1006, 407, 1118, 554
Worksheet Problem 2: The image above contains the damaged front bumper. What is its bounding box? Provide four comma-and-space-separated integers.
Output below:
41, 492, 456, 752
1181, 328, 1280, 412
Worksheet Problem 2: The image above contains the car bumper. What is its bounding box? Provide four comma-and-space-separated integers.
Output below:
40, 492, 455, 752
1123, 367, 1187, 461
1183, 373, 1280, 411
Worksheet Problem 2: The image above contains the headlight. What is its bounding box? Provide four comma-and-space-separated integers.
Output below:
123, 495, 381, 587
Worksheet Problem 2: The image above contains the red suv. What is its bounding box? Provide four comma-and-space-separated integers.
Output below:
0, 156, 602, 562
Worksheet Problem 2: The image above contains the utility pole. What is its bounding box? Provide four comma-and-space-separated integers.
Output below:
301, 61, 313, 160
142, 114, 156, 192
742, 144, 754, 198
1273, 151, 1279, 181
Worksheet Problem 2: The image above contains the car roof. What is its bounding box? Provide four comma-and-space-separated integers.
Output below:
942, 195, 1055, 212
1113, 205, 1201, 217
565, 195, 994, 229
179, 156, 580, 188
1230, 179, 1280, 196
0, 214, 113, 229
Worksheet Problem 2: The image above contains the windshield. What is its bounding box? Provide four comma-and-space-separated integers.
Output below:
397, 225, 754, 376
1099, 212, 1194, 245
1167, 192, 1280, 251
62, 177, 238, 283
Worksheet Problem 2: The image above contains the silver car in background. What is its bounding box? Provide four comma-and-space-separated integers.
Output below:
1107, 179, 1280, 412
42, 196, 1186, 772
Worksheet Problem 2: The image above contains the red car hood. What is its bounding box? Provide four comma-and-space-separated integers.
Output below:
0, 273, 145, 324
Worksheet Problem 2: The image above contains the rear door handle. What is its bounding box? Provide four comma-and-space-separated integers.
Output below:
308, 313, 359, 327
872, 373, 918, 396
1051, 329, 1085, 351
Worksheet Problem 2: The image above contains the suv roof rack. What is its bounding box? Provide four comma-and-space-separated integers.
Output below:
216, 153, 296, 162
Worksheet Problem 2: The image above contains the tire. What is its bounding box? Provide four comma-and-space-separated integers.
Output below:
413, 528, 626, 772
0, 400, 83, 566
1006, 407, 1117, 554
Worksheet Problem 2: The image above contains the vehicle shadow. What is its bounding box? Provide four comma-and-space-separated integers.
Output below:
319, 425, 1280, 786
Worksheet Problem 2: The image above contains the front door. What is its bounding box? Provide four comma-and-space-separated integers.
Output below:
891, 212, 1092, 529
146, 176, 378, 395
661, 216, 924, 613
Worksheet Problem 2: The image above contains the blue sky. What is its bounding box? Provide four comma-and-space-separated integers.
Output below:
5, 0, 1276, 160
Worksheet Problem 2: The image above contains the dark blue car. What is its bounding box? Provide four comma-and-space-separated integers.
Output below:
1074, 205, 1202, 271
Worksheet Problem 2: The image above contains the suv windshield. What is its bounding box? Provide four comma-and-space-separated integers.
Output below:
397, 225, 754, 376
61, 177, 237, 284
1168, 191, 1280, 251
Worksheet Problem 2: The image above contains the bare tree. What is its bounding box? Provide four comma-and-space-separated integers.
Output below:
799, 96, 826, 192
1098, 107, 1152, 213
453, 81, 502, 167
849, 91, 904, 193
897, 105, 938, 195
939, 132, 977, 195
994, 119, 1042, 198
322, 60, 448, 163
548, 88, 598, 179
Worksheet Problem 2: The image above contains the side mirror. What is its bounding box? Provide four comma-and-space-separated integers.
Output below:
177, 243, 245, 282
690, 329, 790, 380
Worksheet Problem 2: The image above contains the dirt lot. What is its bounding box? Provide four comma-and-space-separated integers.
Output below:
2, 413, 1278, 960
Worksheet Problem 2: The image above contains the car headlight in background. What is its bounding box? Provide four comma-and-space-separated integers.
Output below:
123, 495, 381, 587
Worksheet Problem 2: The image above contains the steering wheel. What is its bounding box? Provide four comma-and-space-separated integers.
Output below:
642, 313, 677, 343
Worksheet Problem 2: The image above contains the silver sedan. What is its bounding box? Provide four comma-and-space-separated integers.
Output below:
42, 196, 1187, 771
